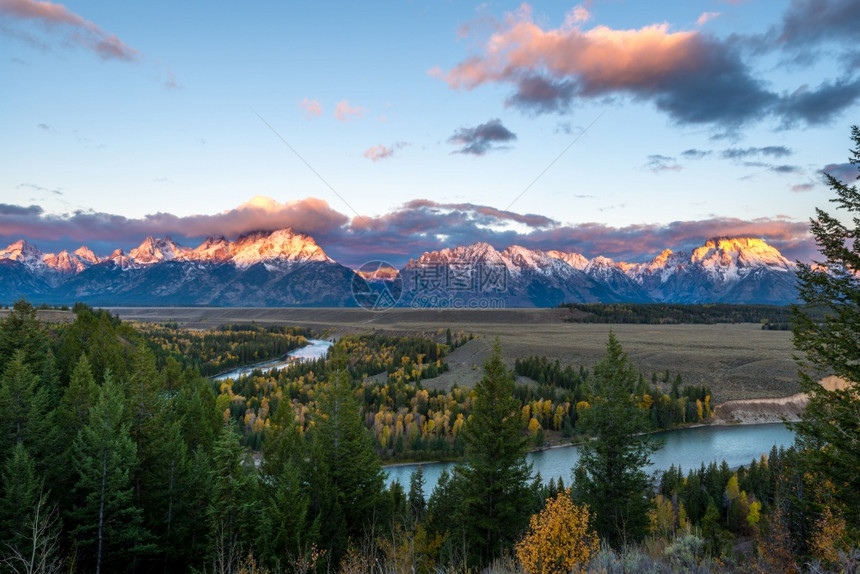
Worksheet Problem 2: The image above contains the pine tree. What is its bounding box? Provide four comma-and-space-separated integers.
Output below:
46, 354, 99, 508
792, 125, 860, 535
0, 350, 48, 454
408, 465, 427, 523
458, 339, 533, 566
0, 443, 43, 550
70, 374, 149, 574
572, 332, 656, 547
308, 370, 386, 562
258, 405, 310, 566
208, 423, 261, 566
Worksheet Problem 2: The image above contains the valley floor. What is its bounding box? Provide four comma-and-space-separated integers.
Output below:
109, 307, 800, 403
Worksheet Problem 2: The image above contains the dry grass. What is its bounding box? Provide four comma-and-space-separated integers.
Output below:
108, 307, 800, 402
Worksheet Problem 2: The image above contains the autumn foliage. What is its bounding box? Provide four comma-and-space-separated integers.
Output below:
516, 489, 599, 574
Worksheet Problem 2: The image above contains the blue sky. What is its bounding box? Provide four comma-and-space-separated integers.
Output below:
2, 0, 859, 266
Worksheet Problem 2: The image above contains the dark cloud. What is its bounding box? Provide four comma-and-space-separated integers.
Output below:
682, 149, 711, 160
506, 74, 577, 114
448, 119, 517, 155
821, 162, 857, 184
791, 183, 815, 193
721, 146, 792, 159
644, 155, 682, 173
0, 197, 817, 269
775, 78, 860, 127
0, 203, 42, 216
775, 0, 860, 52
770, 164, 802, 174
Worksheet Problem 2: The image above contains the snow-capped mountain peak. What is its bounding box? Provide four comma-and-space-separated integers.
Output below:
546, 250, 589, 270
43, 249, 98, 274
129, 236, 190, 264
0, 240, 46, 270
187, 236, 232, 263
229, 228, 333, 268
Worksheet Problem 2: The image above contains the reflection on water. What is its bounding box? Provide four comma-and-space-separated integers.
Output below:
212, 339, 332, 381
385, 423, 795, 497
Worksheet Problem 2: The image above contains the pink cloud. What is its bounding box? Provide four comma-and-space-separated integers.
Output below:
298, 97, 322, 118
334, 100, 366, 122
697, 12, 721, 26
0, 0, 136, 61
363, 142, 409, 162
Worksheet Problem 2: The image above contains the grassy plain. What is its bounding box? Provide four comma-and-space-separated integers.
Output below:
109, 307, 800, 403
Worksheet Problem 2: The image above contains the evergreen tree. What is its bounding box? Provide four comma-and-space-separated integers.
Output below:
408, 465, 427, 523
0, 299, 50, 373
45, 354, 99, 511
0, 350, 48, 454
70, 374, 149, 574
572, 332, 656, 547
0, 443, 43, 550
458, 339, 533, 566
792, 126, 860, 534
308, 370, 387, 562
208, 424, 261, 565
258, 405, 310, 566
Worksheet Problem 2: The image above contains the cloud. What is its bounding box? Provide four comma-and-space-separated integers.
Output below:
697, 12, 721, 26
791, 183, 815, 193
773, 0, 860, 54
363, 141, 409, 162
644, 155, 682, 173
0, 0, 136, 61
17, 182, 61, 195
0, 197, 818, 267
775, 78, 860, 127
0, 203, 42, 216
0, 196, 349, 256
298, 97, 322, 118
681, 149, 711, 160
721, 146, 792, 159
821, 162, 857, 184
448, 118, 517, 155
436, 2, 860, 130
334, 100, 366, 122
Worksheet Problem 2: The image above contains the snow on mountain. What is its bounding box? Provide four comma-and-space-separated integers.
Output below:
129, 236, 191, 265
106, 249, 134, 270
43, 250, 97, 274
631, 238, 795, 285
73, 246, 100, 264
186, 236, 232, 263
409, 242, 507, 267
0, 240, 46, 270
546, 250, 589, 270
229, 229, 333, 268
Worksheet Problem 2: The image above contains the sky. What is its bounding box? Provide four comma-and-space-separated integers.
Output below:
1, 0, 859, 267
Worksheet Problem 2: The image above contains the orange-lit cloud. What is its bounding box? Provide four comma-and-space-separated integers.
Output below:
334, 100, 366, 122
0, 0, 136, 61
298, 97, 322, 118
436, 2, 860, 127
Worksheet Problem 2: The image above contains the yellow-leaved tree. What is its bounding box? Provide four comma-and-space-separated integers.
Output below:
515, 489, 599, 574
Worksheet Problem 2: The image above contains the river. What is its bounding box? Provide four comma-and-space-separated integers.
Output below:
212, 339, 333, 381
384, 422, 795, 496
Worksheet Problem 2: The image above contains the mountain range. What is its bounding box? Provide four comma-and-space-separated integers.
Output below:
0, 230, 799, 307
